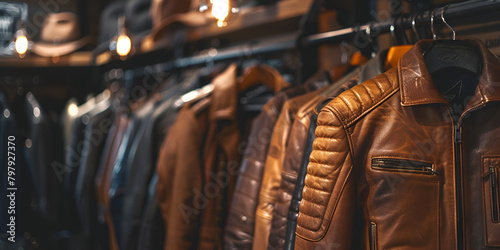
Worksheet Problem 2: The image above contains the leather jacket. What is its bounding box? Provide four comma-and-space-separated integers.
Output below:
121, 70, 200, 250
253, 87, 327, 250
223, 85, 306, 250
95, 113, 130, 250
295, 38, 500, 249
156, 64, 245, 249
270, 50, 387, 249
74, 96, 113, 248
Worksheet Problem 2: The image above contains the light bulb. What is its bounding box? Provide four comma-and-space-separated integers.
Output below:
116, 34, 131, 57
212, 0, 229, 27
68, 103, 78, 116
15, 35, 28, 55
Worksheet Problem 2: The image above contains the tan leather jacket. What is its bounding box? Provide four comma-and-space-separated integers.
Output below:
253, 88, 325, 250
296, 39, 500, 249
224, 71, 328, 250
156, 64, 243, 250
269, 50, 388, 249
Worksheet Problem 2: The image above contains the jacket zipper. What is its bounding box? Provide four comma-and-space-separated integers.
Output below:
487, 167, 499, 222
451, 104, 484, 249
453, 119, 464, 250
369, 222, 376, 250
372, 158, 439, 175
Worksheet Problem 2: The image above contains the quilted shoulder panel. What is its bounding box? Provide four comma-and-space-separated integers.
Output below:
326, 69, 399, 127
295, 106, 352, 241
295, 69, 399, 242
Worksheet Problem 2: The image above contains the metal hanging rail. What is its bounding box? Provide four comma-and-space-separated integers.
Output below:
124, 0, 500, 78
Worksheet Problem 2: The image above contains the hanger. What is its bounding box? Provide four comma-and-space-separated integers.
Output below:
385, 16, 413, 70
422, 6, 482, 76
237, 64, 289, 93
172, 56, 228, 109
329, 39, 369, 82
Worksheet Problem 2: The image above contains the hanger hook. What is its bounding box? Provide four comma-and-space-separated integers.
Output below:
411, 13, 420, 41
430, 9, 437, 40
340, 40, 349, 65
440, 5, 455, 40
390, 18, 398, 45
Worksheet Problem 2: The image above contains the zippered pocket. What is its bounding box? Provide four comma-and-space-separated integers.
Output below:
483, 166, 499, 222
369, 222, 377, 250
371, 158, 439, 175
482, 156, 500, 246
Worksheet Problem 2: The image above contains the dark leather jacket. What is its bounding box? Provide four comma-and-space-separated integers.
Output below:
223, 85, 305, 250
95, 113, 130, 250
295, 38, 500, 249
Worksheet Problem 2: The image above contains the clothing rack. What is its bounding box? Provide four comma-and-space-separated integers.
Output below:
117, 0, 500, 79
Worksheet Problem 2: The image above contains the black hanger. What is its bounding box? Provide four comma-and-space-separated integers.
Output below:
423, 7, 482, 76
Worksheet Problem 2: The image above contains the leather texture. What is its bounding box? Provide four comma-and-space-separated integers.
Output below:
271, 50, 387, 250
295, 38, 500, 250
252, 88, 325, 250
269, 78, 363, 249
223, 85, 306, 250
285, 108, 319, 250
156, 64, 245, 249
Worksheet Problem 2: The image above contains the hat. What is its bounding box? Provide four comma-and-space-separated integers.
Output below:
93, 1, 125, 56
32, 12, 91, 57
125, 0, 153, 39
141, 0, 209, 52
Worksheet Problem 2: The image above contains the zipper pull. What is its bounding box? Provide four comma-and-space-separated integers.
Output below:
454, 123, 462, 143
491, 167, 497, 188
424, 166, 440, 175
482, 168, 495, 179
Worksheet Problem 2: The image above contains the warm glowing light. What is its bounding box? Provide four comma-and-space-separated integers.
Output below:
116, 34, 131, 57
68, 103, 78, 116
212, 0, 229, 26
15, 35, 28, 55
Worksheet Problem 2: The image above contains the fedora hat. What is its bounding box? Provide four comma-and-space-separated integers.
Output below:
32, 12, 92, 57
141, 0, 209, 51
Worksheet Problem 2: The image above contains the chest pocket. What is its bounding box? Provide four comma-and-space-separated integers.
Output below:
368, 157, 440, 250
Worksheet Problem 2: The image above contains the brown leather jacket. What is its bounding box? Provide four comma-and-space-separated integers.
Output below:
296, 39, 500, 249
269, 50, 387, 249
224, 71, 328, 250
156, 64, 246, 249
223, 85, 306, 250
253, 88, 327, 250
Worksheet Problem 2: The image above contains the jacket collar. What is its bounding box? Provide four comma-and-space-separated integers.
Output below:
209, 63, 238, 122
400, 38, 500, 109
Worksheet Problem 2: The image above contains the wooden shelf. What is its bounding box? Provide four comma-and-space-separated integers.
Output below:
0, 51, 93, 68
188, 0, 312, 42
97, 0, 311, 66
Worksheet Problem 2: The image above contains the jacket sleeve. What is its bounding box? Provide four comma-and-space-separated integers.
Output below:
223, 109, 274, 249
294, 105, 356, 249
253, 101, 293, 250
268, 115, 310, 249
